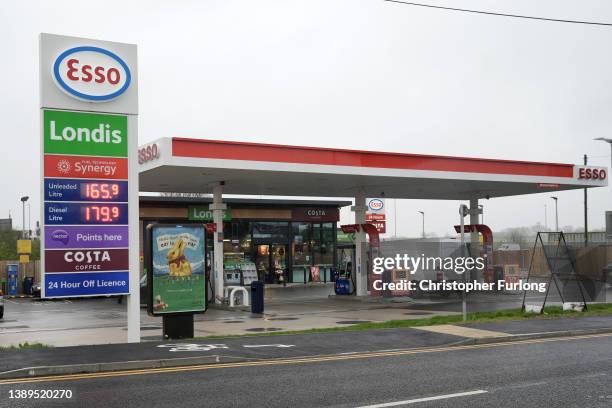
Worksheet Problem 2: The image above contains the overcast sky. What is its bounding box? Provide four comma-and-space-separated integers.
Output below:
2, 0, 612, 238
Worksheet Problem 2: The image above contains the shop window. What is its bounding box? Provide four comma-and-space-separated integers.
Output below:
314, 223, 335, 282
252, 221, 289, 240
223, 221, 253, 263
292, 223, 311, 283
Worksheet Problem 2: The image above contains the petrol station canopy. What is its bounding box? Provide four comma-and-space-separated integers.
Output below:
139, 138, 607, 199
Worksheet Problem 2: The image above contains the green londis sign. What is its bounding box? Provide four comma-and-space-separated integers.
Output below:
43, 110, 128, 157
188, 205, 232, 221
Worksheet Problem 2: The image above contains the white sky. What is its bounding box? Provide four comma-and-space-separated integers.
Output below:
1, 0, 612, 238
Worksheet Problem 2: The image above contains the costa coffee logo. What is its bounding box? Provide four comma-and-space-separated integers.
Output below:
307, 209, 326, 217
64, 250, 111, 263
53, 46, 131, 102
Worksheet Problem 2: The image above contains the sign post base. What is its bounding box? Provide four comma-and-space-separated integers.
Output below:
163, 314, 194, 339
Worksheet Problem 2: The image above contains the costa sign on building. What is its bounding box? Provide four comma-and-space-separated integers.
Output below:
292, 208, 340, 222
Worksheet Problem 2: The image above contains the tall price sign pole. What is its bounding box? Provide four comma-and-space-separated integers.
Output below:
39, 34, 140, 342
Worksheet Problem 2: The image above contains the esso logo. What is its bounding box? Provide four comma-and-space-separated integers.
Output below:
578, 167, 607, 180
368, 199, 384, 212
53, 46, 131, 102
139, 143, 160, 164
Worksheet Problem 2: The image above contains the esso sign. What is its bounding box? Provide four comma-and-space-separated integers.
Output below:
139, 143, 160, 164
53, 46, 131, 102
368, 198, 384, 212
578, 167, 607, 180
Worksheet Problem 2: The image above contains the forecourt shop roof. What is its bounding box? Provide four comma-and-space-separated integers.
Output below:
138, 138, 608, 199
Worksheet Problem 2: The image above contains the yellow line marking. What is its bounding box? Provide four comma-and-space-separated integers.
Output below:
0, 331, 610, 385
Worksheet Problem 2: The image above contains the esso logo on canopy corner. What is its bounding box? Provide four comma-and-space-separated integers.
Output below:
578, 167, 607, 181
138, 143, 160, 165
52, 46, 131, 102
368, 199, 384, 212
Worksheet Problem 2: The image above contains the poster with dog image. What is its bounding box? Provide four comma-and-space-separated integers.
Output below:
151, 226, 206, 314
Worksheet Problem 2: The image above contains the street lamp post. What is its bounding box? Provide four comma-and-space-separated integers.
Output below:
20, 196, 29, 239
551, 196, 559, 232
418, 211, 425, 238
594, 138, 612, 171
459, 204, 469, 322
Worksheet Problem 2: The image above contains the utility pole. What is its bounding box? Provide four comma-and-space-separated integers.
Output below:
584, 154, 588, 246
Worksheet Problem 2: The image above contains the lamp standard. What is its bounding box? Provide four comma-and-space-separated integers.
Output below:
20, 196, 29, 239
551, 196, 559, 232
418, 211, 425, 238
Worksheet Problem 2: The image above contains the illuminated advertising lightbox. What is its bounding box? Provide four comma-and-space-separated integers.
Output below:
147, 225, 207, 315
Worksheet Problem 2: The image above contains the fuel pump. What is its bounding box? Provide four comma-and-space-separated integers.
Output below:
339, 224, 382, 296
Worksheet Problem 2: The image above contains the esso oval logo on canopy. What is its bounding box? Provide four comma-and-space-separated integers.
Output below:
53, 46, 131, 102
368, 199, 384, 212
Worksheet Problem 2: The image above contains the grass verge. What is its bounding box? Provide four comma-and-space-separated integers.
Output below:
0, 342, 51, 351
197, 303, 612, 339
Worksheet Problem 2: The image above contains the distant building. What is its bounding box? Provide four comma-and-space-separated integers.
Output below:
542, 231, 607, 247
0, 218, 12, 231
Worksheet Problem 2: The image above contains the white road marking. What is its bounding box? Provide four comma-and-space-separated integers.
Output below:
243, 344, 294, 348
157, 344, 229, 352
356, 390, 488, 407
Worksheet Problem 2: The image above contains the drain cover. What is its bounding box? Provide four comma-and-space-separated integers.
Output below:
336, 320, 371, 325
245, 327, 282, 332
267, 317, 299, 321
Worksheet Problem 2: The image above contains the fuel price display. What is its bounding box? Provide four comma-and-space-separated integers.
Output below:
44, 178, 128, 202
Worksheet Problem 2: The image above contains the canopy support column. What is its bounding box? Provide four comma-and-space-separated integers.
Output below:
211, 182, 227, 304
353, 193, 368, 296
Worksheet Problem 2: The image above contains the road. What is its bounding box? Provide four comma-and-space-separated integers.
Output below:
1, 332, 611, 407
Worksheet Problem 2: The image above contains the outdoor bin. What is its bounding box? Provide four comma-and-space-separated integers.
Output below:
251, 280, 264, 314
23, 277, 34, 295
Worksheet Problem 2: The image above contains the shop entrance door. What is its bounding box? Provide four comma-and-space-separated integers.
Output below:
255, 243, 288, 284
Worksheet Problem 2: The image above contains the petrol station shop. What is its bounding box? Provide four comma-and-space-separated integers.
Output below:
139, 197, 351, 286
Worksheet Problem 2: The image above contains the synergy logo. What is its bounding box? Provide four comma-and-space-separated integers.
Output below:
57, 159, 71, 174
53, 46, 131, 102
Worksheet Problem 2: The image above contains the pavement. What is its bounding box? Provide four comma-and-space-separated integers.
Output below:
0, 284, 558, 348
0, 313, 611, 380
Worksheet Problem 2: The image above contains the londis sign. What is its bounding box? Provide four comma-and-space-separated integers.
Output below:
53, 46, 131, 102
